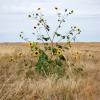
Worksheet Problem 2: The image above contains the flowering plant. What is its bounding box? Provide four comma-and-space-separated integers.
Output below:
19, 7, 82, 77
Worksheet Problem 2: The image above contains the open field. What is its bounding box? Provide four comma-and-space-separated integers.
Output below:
0, 42, 100, 100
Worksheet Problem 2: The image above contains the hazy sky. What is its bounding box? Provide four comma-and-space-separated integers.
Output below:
0, 0, 100, 42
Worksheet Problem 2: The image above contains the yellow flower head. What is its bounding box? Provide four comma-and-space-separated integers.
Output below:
56, 48, 63, 56
28, 42, 37, 48
33, 50, 40, 57
28, 42, 33, 47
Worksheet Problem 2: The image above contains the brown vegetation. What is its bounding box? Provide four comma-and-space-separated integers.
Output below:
0, 42, 100, 100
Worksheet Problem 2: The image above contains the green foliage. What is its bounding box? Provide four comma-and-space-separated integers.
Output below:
35, 50, 49, 74
34, 49, 67, 77
55, 32, 61, 37
55, 58, 63, 66
42, 37, 50, 41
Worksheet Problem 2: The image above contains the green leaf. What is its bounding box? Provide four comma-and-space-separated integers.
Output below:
71, 10, 74, 13
35, 50, 50, 75
52, 48, 57, 55
55, 59, 63, 66
63, 19, 66, 22
61, 36, 65, 39
48, 59, 53, 64
67, 35, 70, 39
39, 50, 48, 62
65, 9, 67, 12
55, 32, 61, 37
35, 63, 41, 73
21, 32, 23, 33
48, 46, 51, 50
32, 33, 35, 35
42, 37, 50, 41
69, 32, 73, 35
28, 15, 31, 18
32, 42, 37, 47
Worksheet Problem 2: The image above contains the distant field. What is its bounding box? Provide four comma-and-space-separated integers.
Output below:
0, 42, 100, 52
0, 42, 100, 100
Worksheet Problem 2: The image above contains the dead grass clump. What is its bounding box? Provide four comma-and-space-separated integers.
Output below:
0, 76, 94, 100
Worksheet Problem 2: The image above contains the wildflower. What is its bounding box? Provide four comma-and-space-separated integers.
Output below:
28, 42, 33, 47
33, 50, 40, 57
56, 48, 63, 56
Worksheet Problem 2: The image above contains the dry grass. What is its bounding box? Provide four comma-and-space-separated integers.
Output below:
0, 42, 100, 100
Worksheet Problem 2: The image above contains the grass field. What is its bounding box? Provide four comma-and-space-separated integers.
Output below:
0, 42, 100, 100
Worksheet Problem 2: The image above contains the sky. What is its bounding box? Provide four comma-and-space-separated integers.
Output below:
0, 0, 100, 42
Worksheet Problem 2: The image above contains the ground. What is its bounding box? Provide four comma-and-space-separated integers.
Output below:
0, 42, 100, 100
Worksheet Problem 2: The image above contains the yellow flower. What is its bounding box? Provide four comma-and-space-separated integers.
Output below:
56, 48, 63, 56
33, 50, 40, 57
28, 42, 33, 47
28, 42, 37, 47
